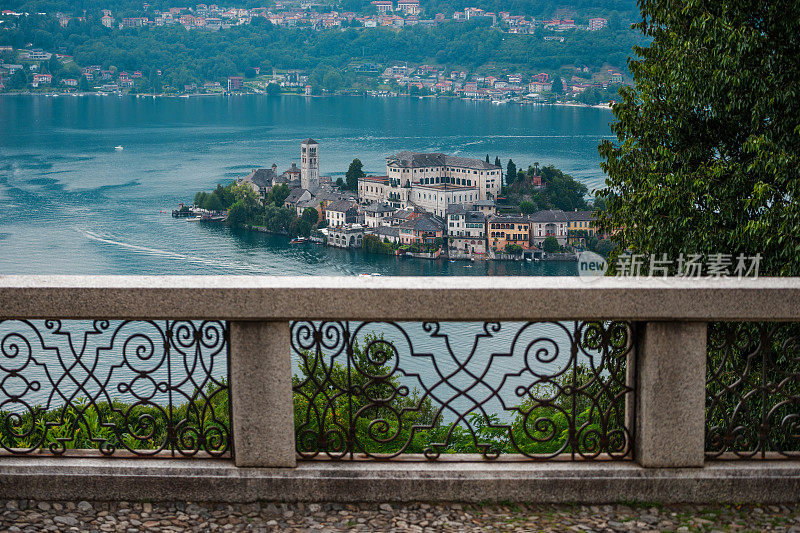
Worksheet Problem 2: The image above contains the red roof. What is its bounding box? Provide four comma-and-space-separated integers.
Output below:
362, 175, 389, 182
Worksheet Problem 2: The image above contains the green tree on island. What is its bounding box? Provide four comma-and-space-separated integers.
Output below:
345, 158, 365, 191
519, 201, 536, 214
302, 207, 320, 225
596, 0, 800, 276
542, 236, 560, 254
506, 160, 517, 186
539, 166, 588, 212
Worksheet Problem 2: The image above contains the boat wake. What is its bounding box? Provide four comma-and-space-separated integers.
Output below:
82, 230, 267, 274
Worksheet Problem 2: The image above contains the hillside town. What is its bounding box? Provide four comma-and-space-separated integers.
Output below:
228, 139, 600, 261
0, 5, 627, 100
9, 3, 610, 35
0, 41, 624, 103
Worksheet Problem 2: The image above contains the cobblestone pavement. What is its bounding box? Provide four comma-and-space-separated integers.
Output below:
2, 500, 800, 532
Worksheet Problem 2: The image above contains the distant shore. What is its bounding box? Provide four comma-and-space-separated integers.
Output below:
0, 90, 614, 109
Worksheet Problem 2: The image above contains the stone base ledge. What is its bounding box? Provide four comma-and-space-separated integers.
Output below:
2, 458, 800, 504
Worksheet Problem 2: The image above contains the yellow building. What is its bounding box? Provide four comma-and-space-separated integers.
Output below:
566, 210, 597, 246
488, 215, 531, 252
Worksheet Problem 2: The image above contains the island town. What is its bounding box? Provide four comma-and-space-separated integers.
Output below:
180, 138, 607, 261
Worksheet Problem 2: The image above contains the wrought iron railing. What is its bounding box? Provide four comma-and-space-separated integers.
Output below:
291, 320, 634, 460
0, 320, 230, 457
706, 322, 800, 459
1, 276, 800, 471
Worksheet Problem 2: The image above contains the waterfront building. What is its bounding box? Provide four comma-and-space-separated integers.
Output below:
446, 204, 487, 256
325, 199, 358, 227
295, 197, 323, 219
363, 202, 396, 227
369, 225, 401, 244
227, 76, 244, 91
2, 64, 23, 75
359, 151, 501, 215
565, 210, 597, 246
396, 0, 419, 14
327, 225, 364, 248
300, 138, 320, 193
488, 215, 532, 252
389, 208, 419, 226
32, 73, 52, 85
529, 209, 570, 245
398, 215, 445, 245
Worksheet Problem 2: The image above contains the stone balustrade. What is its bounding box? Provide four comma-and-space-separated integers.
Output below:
0, 275, 799, 503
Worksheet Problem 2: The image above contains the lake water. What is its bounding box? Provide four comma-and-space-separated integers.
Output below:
0, 94, 613, 276
0, 95, 618, 423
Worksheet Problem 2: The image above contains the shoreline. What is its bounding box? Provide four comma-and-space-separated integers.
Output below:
0, 90, 614, 109
235, 221, 572, 263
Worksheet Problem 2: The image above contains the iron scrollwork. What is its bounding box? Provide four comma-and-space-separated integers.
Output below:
292, 320, 634, 460
0, 320, 230, 457
706, 322, 800, 459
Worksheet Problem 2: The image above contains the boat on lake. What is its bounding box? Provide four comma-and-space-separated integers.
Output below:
290, 237, 308, 244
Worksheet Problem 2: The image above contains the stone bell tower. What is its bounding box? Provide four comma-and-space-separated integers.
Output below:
300, 138, 319, 193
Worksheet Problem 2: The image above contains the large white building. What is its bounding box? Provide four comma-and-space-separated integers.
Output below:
359, 151, 502, 217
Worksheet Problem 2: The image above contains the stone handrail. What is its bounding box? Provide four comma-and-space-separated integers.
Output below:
0, 275, 798, 320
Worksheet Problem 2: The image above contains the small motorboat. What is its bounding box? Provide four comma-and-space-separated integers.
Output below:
115, 145, 124, 151
290, 237, 308, 244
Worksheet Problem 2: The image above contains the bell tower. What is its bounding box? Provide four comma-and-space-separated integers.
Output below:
300, 138, 319, 192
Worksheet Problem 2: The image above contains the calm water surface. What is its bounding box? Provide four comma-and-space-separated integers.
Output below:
1, 95, 617, 414
0, 94, 613, 276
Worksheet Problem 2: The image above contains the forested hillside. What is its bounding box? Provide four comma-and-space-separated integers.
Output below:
1, 14, 644, 90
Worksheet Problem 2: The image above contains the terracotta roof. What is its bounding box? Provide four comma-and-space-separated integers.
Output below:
387, 151, 500, 171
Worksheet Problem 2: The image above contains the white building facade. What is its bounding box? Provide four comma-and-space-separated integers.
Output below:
359, 151, 502, 215
530, 209, 570, 245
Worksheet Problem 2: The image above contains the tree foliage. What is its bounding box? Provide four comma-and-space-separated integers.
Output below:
505, 159, 516, 186
542, 236, 560, 253
596, 0, 800, 275
345, 158, 365, 191
363, 234, 394, 255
